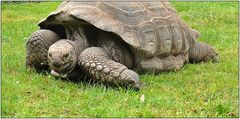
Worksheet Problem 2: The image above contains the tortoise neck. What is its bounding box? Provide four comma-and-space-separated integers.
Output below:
65, 25, 89, 55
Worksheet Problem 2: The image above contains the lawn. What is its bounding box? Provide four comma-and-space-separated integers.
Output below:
1, 1, 238, 118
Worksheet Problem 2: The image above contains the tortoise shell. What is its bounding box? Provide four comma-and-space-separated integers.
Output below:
39, 1, 199, 58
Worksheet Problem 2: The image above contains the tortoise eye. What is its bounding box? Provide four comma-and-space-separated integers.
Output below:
48, 53, 52, 57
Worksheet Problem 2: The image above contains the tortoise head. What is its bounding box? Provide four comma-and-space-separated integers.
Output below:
48, 40, 77, 75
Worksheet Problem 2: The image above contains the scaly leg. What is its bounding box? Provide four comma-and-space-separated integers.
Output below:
188, 41, 218, 63
26, 29, 60, 72
78, 47, 140, 90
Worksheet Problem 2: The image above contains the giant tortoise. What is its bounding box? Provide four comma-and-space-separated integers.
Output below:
26, 1, 218, 89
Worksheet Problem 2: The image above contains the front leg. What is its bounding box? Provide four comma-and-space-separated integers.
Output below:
78, 47, 140, 90
26, 29, 60, 72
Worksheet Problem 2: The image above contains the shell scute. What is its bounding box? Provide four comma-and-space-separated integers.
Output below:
139, 22, 158, 55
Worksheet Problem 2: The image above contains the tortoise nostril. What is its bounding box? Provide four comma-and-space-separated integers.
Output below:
63, 52, 69, 59
52, 61, 63, 68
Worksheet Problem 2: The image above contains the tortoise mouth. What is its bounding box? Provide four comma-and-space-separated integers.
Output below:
52, 60, 75, 75
51, 70, 68, 78
60, 61, 74, 74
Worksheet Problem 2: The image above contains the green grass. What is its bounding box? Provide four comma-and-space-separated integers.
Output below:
1, 1, 238, 118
